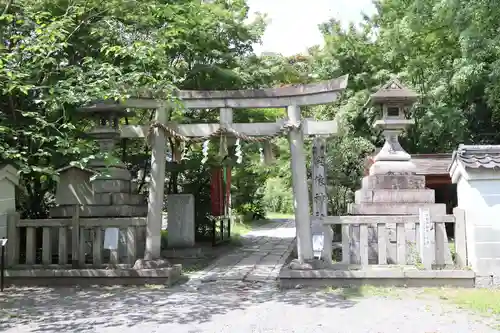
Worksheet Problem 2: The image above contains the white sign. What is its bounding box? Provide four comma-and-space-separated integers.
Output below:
313, 234, 324, 259
0, 239, 7, 247
103, 228, 119, 250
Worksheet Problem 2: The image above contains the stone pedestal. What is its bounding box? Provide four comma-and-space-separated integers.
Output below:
167, 194, 195, 248
349, 174, 448, 264
49, 166, 147, 218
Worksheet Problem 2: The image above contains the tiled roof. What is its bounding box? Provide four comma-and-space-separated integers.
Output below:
0, 164, 19, 185
412, 154, 452, 175
369, 78, 419, 103
452, 145, 500, 170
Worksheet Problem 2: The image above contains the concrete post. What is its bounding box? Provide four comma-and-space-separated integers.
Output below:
145, 104, 168, 260
287, 105, 313, 262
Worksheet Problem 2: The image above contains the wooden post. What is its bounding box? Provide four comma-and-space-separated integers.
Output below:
146, 104, 168, 260
377, 223, 387, 264
360, 224, 369, 266
396, 222, 406, 264
42, 227, 51, 265
322, 223, 333, 265
127, 227, 137, 265
341, 224, 350, 264
58, 226, 68, 265
71, 205, 80, 268
288, 105, 313, 262
92, 227, 103, 266
26, 227, 36, 265
79, 228, 86, 266
6, 212, 19, 267
435, 222, 447, 267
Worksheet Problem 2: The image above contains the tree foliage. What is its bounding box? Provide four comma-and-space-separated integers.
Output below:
2, 0, 500, 219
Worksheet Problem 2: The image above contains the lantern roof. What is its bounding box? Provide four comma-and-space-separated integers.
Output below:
368, 78, 419, 105
78, 100, 130, 117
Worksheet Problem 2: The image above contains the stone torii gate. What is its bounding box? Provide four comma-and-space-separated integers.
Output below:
118, 75, 349, 263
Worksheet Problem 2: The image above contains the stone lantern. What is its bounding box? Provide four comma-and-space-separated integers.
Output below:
367, 78, 419, 176
50, 101, 147, 218
347, 78, 454, 265
79, 101, 131, 181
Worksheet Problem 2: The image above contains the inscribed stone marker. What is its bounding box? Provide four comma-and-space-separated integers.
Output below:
418, 208, 434, 269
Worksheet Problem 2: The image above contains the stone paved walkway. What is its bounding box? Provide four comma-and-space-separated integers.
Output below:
187, 219, 295, 284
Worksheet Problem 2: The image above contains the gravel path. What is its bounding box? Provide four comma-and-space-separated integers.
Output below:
0, 219, 498, 332
0, 283, 498, 333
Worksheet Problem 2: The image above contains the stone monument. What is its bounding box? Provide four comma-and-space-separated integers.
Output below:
167, 194, 195, 248
50, 102, 147, 218
348, 78, 449, 264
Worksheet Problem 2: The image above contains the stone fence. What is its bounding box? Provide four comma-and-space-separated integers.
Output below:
5, 209, 146, 269
319, 211, 466, 269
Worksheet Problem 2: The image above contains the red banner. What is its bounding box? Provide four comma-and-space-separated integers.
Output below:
225, 166, 231, 215
210, 166, 232, 216
210, 168, 223, 216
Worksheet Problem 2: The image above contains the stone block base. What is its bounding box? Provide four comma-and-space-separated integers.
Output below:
361, 175, 426, 190
4, 265, 182, 287
50, 205, 148, 218
279, 267, 475, 289
475, 274, 500, 288
91, 179, 131, 193
87, 193, 146, 206
355, 189, 435, 204
348, 202, 446, 215
369, 160, 417, 176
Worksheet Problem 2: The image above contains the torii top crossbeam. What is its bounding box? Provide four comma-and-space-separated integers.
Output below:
122, 75, 349, 109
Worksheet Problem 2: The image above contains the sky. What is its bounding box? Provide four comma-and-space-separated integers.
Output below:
247, 0, 376, 56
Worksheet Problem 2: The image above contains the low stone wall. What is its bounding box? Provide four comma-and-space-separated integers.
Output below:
279, 267, 475, 289
4, 264, 182, 287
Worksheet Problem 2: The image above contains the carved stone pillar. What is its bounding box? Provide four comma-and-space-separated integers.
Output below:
311, 136, 332, 261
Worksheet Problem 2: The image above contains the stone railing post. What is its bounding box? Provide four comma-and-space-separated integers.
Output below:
453, 207, 467, 268
418, 208, 434, 269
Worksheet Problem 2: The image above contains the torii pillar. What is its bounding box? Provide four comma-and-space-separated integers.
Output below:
288, 105, 314, 261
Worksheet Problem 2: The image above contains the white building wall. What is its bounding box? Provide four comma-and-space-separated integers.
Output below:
455, 172, 500, 275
